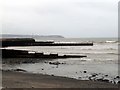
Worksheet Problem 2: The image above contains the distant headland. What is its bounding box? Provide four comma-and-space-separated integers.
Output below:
0, 34, 65, 38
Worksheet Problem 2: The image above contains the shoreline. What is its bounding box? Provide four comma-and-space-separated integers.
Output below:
2, 70, 118, 88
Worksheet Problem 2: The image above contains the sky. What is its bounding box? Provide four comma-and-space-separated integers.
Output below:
1, 0, 119, 38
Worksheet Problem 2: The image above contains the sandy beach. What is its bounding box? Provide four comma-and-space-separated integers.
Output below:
2, 70, 118, 88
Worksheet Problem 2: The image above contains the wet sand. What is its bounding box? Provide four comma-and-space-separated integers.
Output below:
2, 70, 118, 88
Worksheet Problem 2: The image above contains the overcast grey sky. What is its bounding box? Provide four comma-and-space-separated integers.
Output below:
1, 0, 119, 38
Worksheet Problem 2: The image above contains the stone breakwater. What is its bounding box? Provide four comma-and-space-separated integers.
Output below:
1, 38, 93, 47
1, 49, 87, 58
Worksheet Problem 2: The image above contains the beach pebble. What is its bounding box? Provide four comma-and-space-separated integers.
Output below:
96, 78, 109, 83
83, 70, 87, 73
105, 75, 108, 77
61, 62, 65, 64
51, 74, 54, 76
88, 77, 92, 80
44, 61, 47, 63
49, 61, 60, 65
102, 79, 109, 83
91, 73, 98, 77
96, 78, 104, 82
78, 77, 81, 79
116, 76, 120, 79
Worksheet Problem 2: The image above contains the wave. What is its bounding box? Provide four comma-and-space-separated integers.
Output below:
105, 40, 118, 43
81, 52, 119, 55
54, 40, 118, 44
93, 40, 118, 44
79, 48, 117, 50
93, 41, 119, 44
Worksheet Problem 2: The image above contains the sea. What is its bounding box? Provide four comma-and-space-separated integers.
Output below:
2, 38, 120, 84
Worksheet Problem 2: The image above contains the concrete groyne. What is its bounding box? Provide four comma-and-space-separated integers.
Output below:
1, 49, 86, 58
1, 38, 93, 47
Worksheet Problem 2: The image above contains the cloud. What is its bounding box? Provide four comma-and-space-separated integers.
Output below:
1, 0, 118, 37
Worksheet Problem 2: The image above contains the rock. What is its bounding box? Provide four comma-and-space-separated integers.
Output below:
83, 70, 87, 73
51, 74, 54, 76
88, 77, 92, 80
105, 75, 108, 77
116, 76, 120, 79
14, 69, 26, 72
96, 78, 104, 82
41, 68, 44, 70
44, 61, 47, 63
61, 62, 66, 64
78, 77, 81, 79
110, 81, 113, 83
102, 79, 109, 83
97, 78, 109, 83
91, 73, 98, 77
49, 62, 52, 64
49, 61, 60, 65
